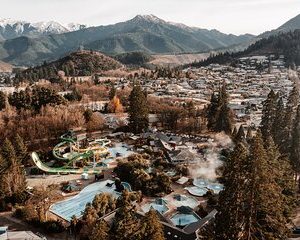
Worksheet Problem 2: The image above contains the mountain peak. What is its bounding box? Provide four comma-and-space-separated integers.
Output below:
131, 14, 165, 24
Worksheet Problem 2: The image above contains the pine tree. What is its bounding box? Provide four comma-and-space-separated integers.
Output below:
141, 209, 165, 240
215, 143, 248, 240
207, 92, 219, 130
14, 134, 28, 165
282, 84, 299, 154
215, 82, 233, 134
70, 215, 79, 240
290, 104, 300, 174
207, 83, 234, 134
234, 125, 246, 143
90, 220, 110, 240
111, 203, 141, 240
80, 204, 98, 240
109, 84, 116, 100
1, 138, 26, 197
244, 132, 288, 239
246, 127, 253, 142
260, 90, 278, 140
231, 126, 238, 138
128, 83, 149, 133
265, 137, 296, 220
0, 91, 6, 111
272, 97, 286, 150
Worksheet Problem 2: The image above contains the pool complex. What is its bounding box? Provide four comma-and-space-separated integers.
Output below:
50, 180, 131, 221
185, 179, 224, 197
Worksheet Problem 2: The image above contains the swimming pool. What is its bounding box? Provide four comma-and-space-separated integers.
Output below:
192, 178, 224, 194
185, 186, 208, 197
141, 198, 169, 214
170, 213, 200, 227
102, 143, 133, 164
50, 180, 131, 221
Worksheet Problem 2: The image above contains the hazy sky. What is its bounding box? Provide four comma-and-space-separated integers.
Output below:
1, 0, 300, 35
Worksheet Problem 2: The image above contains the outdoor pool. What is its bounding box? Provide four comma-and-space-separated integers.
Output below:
50, 180, 131, 221
141, 198, 169, 214
170, 213, 200, 227
103, 143, 133, 164
191, 178, 224, 194
185, 186, 208, 197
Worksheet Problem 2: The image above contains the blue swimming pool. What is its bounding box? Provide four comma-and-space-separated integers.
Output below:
142, 198, 169, 214
50, 180, 131, 221
192, 178, 224, 194
103, 143, 133, 164
170, 213, 200, 227
185, 186, 208, 197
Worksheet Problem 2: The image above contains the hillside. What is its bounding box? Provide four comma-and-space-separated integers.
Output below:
0, 15, 254, 66
15, 50, 123, 82
260, 14, 300, 38
151, 53, 210, 66
189, 30, 300, 67
0, 60, 13, 72
113, 52, 153, 66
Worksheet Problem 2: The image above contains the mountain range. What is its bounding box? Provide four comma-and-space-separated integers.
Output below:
0, 15, 254, 66
1, 14, 300, 67
0, 19, 87, 41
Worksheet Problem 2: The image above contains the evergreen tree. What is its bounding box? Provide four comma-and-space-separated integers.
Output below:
111, 192, 142, 240
70, 215, 79, 240
282, 84, 299, 154
234, 125, 246, 143
0, 91, 6, 111
231, 126, 238, 138
128, 83, 149, 133
260, 90, 278, 140
109, 84, 116, 100
207, 83, 234, 134
290, 104, 300, 174
215, 143, 248, 240
79, 204, 98, 240
244, 132, 288, 239
141, 209, 165, 240
14, 134, 28, 165
207, 92, 219, 131
272, 97, 286, 150
265, 137, 296, 220
90, 220, 110, 240
0, 139, 26, 197
246, 127, 253, 142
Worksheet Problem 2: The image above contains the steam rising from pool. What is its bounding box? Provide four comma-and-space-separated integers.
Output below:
189, 133, 233, 181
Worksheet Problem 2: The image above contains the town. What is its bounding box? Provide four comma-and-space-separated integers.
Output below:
1, 2, 300, 240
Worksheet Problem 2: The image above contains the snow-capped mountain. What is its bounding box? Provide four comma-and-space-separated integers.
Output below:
66, 23, 87, 32
0, 19, 87, 41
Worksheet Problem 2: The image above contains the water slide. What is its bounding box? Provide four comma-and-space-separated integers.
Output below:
52, 137, 111, 163
31, 152, 102, 174
31, 135, 112, 174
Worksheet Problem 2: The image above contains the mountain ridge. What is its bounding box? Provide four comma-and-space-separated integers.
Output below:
0, 15, 255, 66
0, 18, 87, 41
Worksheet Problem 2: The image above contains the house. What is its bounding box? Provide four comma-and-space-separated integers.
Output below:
0, 226, 46, 240
168, 149, 201, 165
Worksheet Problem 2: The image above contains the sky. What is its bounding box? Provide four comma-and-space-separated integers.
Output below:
0, 0, 300, 35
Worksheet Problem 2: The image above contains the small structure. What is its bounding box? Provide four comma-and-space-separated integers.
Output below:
81, 173, 89, 180
0, 226, 46, 240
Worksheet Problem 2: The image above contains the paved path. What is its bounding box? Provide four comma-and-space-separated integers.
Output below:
26, 174, 82, 188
